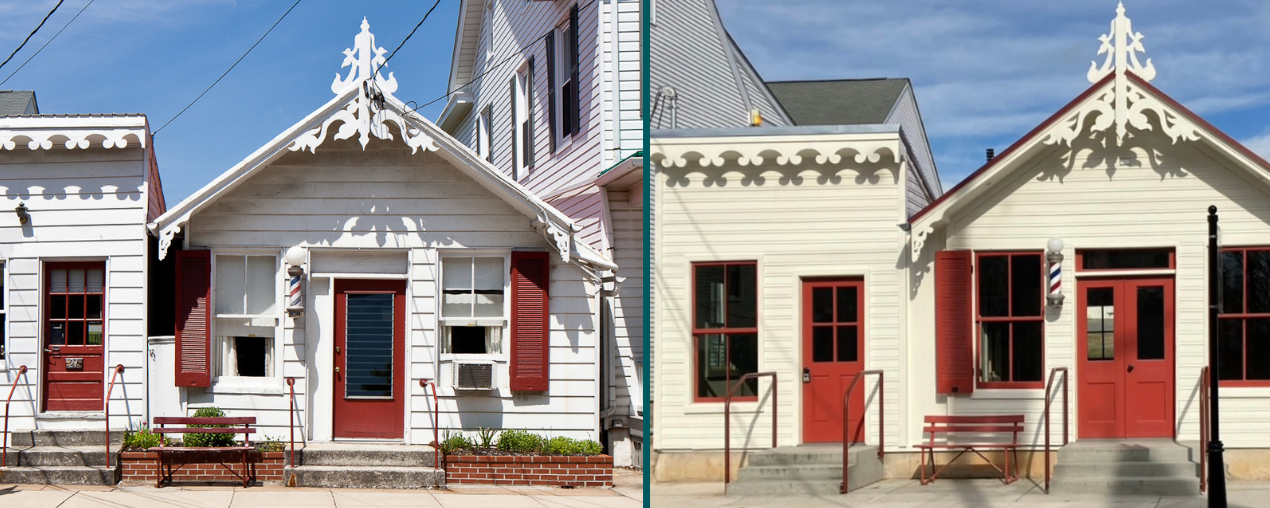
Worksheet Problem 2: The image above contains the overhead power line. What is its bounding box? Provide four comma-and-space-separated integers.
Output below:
154, 0, 303, 135
0, 0, 66, 72
374, 0, 443, 78
0, 0, 94, 87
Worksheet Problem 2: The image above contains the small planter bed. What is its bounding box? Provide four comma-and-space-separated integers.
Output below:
440, 430, 612, 487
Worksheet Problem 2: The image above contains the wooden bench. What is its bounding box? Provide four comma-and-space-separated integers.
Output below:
917, 415, 1023, 485
149, 416, 257, 488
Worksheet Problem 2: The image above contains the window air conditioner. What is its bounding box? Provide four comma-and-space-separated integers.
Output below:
453, 362, 495, 390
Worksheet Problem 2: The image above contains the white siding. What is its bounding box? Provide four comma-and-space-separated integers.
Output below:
185, 135, 599, 443
602, 0, 643, 168
908, 124, 1270, 449
0, 146, 151, 433
653, 139, 905, 451
605, 187, 643, 422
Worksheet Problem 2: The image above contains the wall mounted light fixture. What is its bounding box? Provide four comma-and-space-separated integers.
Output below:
284, 245, 306, 317
15, 202, 29, 225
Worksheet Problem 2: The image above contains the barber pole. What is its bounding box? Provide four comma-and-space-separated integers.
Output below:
288, 273, 302, 308
1046, 238, 1065, 307
1049, 260, 1061, 300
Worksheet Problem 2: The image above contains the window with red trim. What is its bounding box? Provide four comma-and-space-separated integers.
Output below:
1218, 247, 1270, 384
693, 261, 758, 401
976, 252, 1044, 388
46, 262, 106, 347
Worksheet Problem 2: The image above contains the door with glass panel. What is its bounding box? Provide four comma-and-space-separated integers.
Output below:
1077, 277, 1174, 438
43, 262, 107, 411
801, 279, 865, 443
333, 279, 406, 439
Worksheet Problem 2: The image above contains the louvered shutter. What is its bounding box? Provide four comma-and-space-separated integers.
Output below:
526, 55, 535, 169
936, 250, 974, 394
568, 3, 581, 137
510, 76, 518, 178
510, 251, 550, 391
484, 104, 494, 163
545, 31, 557, 154
174, 250, 212, 387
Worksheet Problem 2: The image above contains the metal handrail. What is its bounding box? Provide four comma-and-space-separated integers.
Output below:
841, 370, 884, 494
286, 377, 297, 468
723, 372, 777, 487
104, 365, 124, 469
1043, 367, 1069, 494
419, 379, 439, 470
3, 365, 28, 468
1200, 365, 1209, 493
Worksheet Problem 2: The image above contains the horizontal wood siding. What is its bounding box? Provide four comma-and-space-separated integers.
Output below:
654, 149, 904, 451
0, 147, 150, 433
602, 0, 643, 167
606, 188, 643, 420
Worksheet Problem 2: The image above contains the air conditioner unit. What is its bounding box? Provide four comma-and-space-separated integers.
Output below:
453, 362, 495, 390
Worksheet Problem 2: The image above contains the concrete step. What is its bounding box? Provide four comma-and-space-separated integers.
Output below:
1048, 476, 1200, 496
0, 465, 119, 485
728, 445, 883, 495
10, 429, 124, 447
736, 464, 842, 481
288, 447, 438, 467
726, 479, 843, 497
284, 465, 444, 489
14, 446, 112, 467
1053, 460, 1200, 479
745, 445, 875, 467
1056, 440, 1193, 463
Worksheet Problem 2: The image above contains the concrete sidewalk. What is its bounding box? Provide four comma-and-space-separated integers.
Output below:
653, 479, 1270, 507
0, 476, 643, 508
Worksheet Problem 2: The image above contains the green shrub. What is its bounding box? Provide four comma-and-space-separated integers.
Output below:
496, 429, 544, 454
256, 436, 285, 452
577, 439, 603, 455
476, 427, 497, 450
123, 426, 168, 450
542, 436, 605, 456
440, 430, 474, 455
183, 407, 236, 448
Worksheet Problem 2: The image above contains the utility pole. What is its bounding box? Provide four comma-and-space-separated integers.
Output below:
1208, 205, 1227, 508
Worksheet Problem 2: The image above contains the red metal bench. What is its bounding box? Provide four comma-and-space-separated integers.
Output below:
917, 415, 1023, 485
150, 416, 257, 488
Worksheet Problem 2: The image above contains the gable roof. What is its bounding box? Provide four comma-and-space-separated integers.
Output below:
152, 20, 612, 273
0, 90, 38, 115
767, 78, 908, 126
650, 0, 791, 129
911, 71, 1270, 230
447, 0, 488, 95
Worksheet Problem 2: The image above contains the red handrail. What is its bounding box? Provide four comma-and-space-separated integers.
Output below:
3, 365, 28, 468
419, 379, 439, 470
723, 372, 777, 487
841, 370, 884, 494
1043, 367, 1068, 494
104, 364, 124, 469
1200, 365, 1209, 493
286, 377, 297, 468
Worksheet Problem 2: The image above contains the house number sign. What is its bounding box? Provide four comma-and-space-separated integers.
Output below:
65, 358, 84, 370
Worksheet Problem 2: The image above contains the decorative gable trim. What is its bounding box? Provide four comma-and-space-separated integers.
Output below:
0, 115, 148, 151
652, 130, 904, 169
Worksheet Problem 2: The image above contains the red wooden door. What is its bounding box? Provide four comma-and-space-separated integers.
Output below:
802, 279, 865, 443
1077, 278, 1174, 438
43, 263, 107, 412
333, 279, 406, 439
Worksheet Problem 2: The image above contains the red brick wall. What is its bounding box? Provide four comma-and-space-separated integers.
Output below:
120, 451, 285, 484
445, 455, 613, 487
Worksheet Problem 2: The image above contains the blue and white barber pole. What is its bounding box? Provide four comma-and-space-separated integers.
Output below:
284, 245, 306, 316
1046, 238, 1065, 307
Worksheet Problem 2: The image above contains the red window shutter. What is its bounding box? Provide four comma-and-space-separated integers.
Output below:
510, 251, 550, 391
174, 250, 212, 387
936, 250, 974, 394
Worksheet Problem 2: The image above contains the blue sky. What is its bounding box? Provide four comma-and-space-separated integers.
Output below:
0, 0, 460, 203
716, 0, 1270, 189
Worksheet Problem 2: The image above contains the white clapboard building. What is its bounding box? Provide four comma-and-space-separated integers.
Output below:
437, 0, 645, 467
652, 2, 1270, 495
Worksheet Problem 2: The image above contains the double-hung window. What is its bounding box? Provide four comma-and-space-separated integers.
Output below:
441, 256, 507, 355
213, 254, 278, 379
512, 63, 533, 180
692, 261, 758, 401
977, 252, 1044, 387
1218, 247, 1270, 383
476, 107, 492, 162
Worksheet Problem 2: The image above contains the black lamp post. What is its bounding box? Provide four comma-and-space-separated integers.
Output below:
1208, 205, 1227, 508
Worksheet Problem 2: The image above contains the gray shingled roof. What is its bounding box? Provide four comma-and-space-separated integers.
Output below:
767, 79, 908, 126
0, 91, 38, 116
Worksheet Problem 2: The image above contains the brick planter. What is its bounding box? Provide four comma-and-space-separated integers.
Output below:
445, 455, 612, 487
119, 450, 285, 485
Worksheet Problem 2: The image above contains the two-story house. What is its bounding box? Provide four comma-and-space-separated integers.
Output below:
437, 0, 644, 467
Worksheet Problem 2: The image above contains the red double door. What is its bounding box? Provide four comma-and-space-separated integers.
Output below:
333, 279, 406, 439
802, 279, 865, 443
1077, 277, 1174, 439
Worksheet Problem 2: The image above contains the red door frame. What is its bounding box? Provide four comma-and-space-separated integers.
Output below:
333, 279, 406, 439
801, 278, 865, 444
43, 261, 107, 412
1076, 276, 1175, 439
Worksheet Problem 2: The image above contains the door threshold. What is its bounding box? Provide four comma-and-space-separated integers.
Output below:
36, 412, 105, 420
331, 438, 408, 444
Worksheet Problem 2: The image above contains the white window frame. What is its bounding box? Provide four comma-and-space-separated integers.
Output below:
514, 63, 530, 180
210, 250, 282, 390
482, 1, 495, 64
476, 108, 491, 161
553, 17, 574, 150
438, 251, 511, 361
